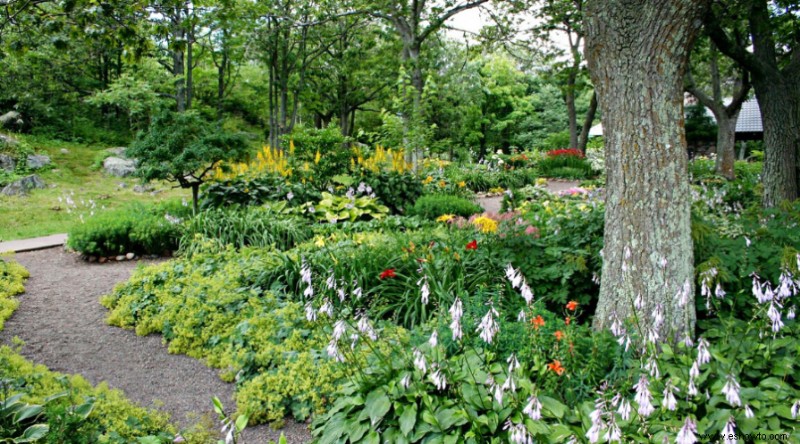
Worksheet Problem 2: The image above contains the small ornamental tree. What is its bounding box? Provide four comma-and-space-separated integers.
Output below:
127, 111, 250, 213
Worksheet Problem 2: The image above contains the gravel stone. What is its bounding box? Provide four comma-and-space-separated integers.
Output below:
1, 248, 312, 443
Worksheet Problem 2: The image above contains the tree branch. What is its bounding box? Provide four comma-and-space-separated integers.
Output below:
418, 0, 489, 43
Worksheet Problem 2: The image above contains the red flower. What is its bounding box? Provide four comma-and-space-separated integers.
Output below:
465, 240, 478, 250
379, 268, 397, 279
546, 148, 585, 159
547, 360, 565, 376
531, 315, 545, 330
554, 330, 564, 341
565, 316, 571, 326
566, 300, 579, 311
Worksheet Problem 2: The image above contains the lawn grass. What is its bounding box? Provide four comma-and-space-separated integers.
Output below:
0, 134, 188, 241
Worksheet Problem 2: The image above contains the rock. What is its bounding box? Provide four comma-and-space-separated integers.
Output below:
116, 255, 126, 261
0, 133, 18, 147
117, 182, 127, 188
60, 148, 70, 154
103, 156, 136, 177
106, 147, 128, 158
1, 174, 46, 196
98, 257, 107, 263
133, 184, 153, 193
87, 256, 98, 263
126, 252, 135, 260
0, 154, 15, 172
0, 112, 23, 129
26, 154, 51, 169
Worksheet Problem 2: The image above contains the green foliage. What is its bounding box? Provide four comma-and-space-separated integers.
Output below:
200, 174, 321, 209
536, 151, 595, 179
283, 126, 350, 184
100, 248, 377, 425
408, 195, 482, 220
66, 201, 190, 256
304, 192, 390, 223
0, 259, 29, 331
684, 104, 717, 143
357, 170, 423, 214
180, 206, 312, 255
443, 166, 539, 193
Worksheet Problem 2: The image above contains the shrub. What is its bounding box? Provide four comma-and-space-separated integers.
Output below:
200, 174, 322, 209
537, 149, 595, 179
180, 206, 312, 255
66, 201, 190, 256
408, 195, 482, 220
357, 169, 423, 214
282, 125, 350, 184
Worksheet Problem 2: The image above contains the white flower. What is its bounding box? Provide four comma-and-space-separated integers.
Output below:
767, 302, 784, 333
662, 382, 678, 411
304, 302, 317, 322
501, 375, 516, 393
696, 338, 711, 366
788, 307, 796, 320
428, 331, 438, 347
326, 339, 344, 362
413, 348, 427, 373
504, 420, 533, 444
523, 395, 543, 420
332, 320, 347, 341
520, 282, 534, 305
616, 398, 631, 421
687, 378, 698, 397
721, 374, 742, 407
715, 282, 726, 298
506, 264, 522, 288
400, 373, 411, 389
318, 298, 333, 318
476, 305, 500, 344
676, 417, 697, 444
605, 420, 622, 442
419, 277, 430, 305
430, 368, 446, 390
326, 272, 336, 289
517, 310, 527, 322
286, 191, 294, 201
634, 293, 644, 310
337, 288, 346, 302
744, 404, 754, 418
676, 279, 691, 307
357, 314, 377, 341
633, 375, 654, 417
353, 287, 362, 299
449, 298, 463, 341
300, 259, 312, 285
507, 354, 520, 373
585, 421, 602, 443
791, 400, 800, 419
304, 284, 314, 298
721, 417, 737, 443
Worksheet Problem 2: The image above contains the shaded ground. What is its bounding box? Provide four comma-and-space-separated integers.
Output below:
0, 248, 311, 443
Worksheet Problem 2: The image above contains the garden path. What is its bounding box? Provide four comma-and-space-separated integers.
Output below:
475, 180, 581, 213
0, 248, 312, 443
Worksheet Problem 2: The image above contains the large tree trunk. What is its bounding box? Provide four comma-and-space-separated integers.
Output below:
578, 91, 598, 153
715, 112, 738, 180
586, 0, 706, 342
757, 82, 799, 206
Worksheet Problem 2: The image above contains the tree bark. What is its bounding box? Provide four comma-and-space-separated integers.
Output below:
715, 113, 738, 180
585, 0, 706, 342
578, 91, 597, 153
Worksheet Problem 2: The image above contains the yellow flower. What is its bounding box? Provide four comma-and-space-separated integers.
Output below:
439, 180, 447, 188
458, 181, 466, 188
436, 214, 455, 223
472, 215, 498, 234
315, 150, 321, 164
314, 236, 325, 247
423, 176, 434, 184
536, 178, 548, 186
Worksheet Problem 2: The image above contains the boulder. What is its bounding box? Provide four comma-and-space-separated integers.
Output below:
0, 154, 15, 172
26, 154, 51, 170
1, 174, 46, 196
106, 147, 128, 158
103, 156, 136, 177
0, 112, 23, 129
133, 184, 153, 193
0, 133, 18, 147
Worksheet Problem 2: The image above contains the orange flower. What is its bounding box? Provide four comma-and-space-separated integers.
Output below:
565, 316, 571, 326
547, 360, 565, 375
566, 300, 579, 311
531, 315, 545, 330
554, 330, 564, 341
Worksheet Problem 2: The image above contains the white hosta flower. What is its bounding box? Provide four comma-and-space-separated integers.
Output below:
687, 378, 698, 397
400, 373, 411, 389
332, 320, 347, 341
501, 375, 516, 394
504, 420, 533, 444
788, 307, 796, 320
449, 297, 463, 341
326, 272, 336, 289
357, 314, 378, 341
430, 368, 446, 390
645, 359, 660, 379
744, 404, 754, 418
634, 293, 644, 310
413, 348, 427, 373
676, 279, 691, 307
350, 333, 359, 350
303, 284, 314, 299
633, 375, 654, 417
319, 298, 333, 318
585, 420, 602, 443
353, 287, 363, 299
745, 236, 751, 247
428, 330, 438, 348
419, 277, 430, 305
517, 310, 527, 322
476, 305, 500, 344
301, 259, 312, 285
605, 420, 622, 443
337, 288, 346, 302
676, 417, 697, 444
662, 382, 678, 411
721, 417, 737, 443
767, 302, 784, 333
715, 282, 726, 298
721, 374, 742, 407
507, 354, 520, 373
523, 395, 543, 420
326, 339, 344, 362
304, 302, 317, 322
791, 400, 800, 419
696, 338, 711, 366
506, 264, 522, 288
520, 282, 534, 305
616, 398, 631, 421
683, 333, 694, 348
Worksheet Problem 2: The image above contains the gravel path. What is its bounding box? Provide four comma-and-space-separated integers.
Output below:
0, 248, 312, 443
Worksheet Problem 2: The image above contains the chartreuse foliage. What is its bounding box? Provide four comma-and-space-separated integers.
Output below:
101, 247, 392, 425
0, 258, 29, 330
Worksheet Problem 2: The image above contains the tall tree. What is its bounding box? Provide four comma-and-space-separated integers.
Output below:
586, 0, 707, 341
705, 0, 800, 207
685, 36, 751, 180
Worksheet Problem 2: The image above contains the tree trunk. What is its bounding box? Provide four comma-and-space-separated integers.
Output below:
191, 183, 199, 215
715, 112, 737, 180
565, 71, 579, 149
585, 0, 706, 342
756, 83, 799, 206
578, 91, 598, 153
